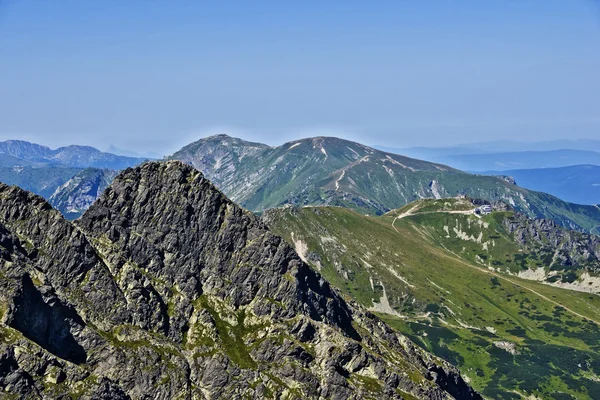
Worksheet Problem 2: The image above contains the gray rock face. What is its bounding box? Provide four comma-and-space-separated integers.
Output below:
0, 161, 481, 399
504, 213, 600, 271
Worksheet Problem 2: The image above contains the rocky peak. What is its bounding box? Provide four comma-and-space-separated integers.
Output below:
0, 161, 480, 399
77, 161, 361, 341
169, 136, 270, 185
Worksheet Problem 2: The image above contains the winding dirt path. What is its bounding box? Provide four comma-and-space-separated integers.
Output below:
391, 206, 476, 232
391, 203, 422, 232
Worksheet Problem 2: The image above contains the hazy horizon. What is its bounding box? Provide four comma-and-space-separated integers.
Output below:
1, 1, 599, 153
3, 131, 600, 159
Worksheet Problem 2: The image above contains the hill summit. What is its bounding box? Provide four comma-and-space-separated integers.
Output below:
169, 135, 600, 233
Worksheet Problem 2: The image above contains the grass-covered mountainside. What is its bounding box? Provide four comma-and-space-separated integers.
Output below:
265, 200, 600, 399
0, 162, 480, 399
387, 198, 600, 293
169, 135, 600, 234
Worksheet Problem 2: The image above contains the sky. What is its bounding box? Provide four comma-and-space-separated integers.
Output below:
0, 0, 599, 155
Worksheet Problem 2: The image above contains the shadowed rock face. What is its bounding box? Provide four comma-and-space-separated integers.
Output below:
0, 161, 481, 399
8, 274, 87, 364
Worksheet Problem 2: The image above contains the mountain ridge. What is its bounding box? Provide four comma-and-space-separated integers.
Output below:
0, 161, 480, 399
0, 139, 147, 169
169, 135, 600, 234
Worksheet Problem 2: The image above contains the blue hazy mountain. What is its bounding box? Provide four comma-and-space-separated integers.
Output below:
0, 140, 148, 219
0, 140, 148, 169
106, 145, 162, 160
480, 165, 600, 205
376, 139, 600, 157
377, 146, 600, 172
440, 150, 600, 171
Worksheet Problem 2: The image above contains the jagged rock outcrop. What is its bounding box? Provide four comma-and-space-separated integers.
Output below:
470, 198, 512, 212
504, 213, 600, 271
0, 161, 481, 399
496, 175, 517, 186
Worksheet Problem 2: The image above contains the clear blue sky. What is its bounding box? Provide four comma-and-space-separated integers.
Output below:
1, 0, 599, 153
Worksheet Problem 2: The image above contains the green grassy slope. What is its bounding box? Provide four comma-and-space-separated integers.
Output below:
265, 204, 600, 399
385, 199, 600, 288
170, 135, 600, 233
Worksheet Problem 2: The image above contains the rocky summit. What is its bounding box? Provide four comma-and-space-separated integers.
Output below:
0, 161, 480, 399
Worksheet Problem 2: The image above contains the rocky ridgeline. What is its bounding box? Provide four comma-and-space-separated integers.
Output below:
0, 161, 480, 399
0, 140, 146, 169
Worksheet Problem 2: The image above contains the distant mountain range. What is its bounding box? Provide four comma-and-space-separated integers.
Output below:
106, 144, 162, 160
0, 166, 119, 219
0, 140, 148, 169
2, 136, 600, 232
0, 166, 83, 199
377, 147, 600, 171
376, 138, 600, 157
481, 165, 600, 205
49, 168, 119, 219
0, 140, 147, 218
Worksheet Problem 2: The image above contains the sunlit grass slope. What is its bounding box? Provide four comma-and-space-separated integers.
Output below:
266, 202, 600, 399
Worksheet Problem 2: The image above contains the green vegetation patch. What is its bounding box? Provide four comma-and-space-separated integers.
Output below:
194, 295, 260, 369
351, 373, 383, 394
